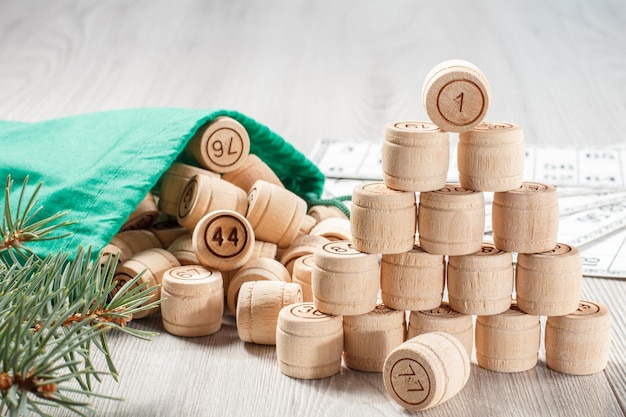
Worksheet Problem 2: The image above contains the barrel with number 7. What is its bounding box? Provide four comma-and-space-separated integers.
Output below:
192, 209, 255, 271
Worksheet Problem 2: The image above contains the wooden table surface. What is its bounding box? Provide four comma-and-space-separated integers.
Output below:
1, 1, 625, 416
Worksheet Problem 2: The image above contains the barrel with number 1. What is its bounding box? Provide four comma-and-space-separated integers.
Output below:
192, 210, 255, 271
422, 59, 490, 133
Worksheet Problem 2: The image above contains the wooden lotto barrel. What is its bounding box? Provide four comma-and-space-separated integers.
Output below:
381, 121, 449, 192
236, 281, 302, 345
309, 217, 352, 242
276, 302, 343, 379
192, 210, 255, 272
101, 229, 162, 266
120, 192, 159, 231
417, 184, 485, 256
545, 301, 611, 375
113, 248, 181, 319
166, 234, 198, 266
475, 304, 541, 372
407, 303, 473, 357
148, 220, 189, 248
312, 241, 380, 316
380, 245, 445, 311
177, 174, 248, 230
157, 162, 219, 217
226, 257, 291, 315
250, 240, 278, 260
422, 59, 490, 133
221, 154, 284, 192
219, 240, 279, 294
343, 303, 406, 373
160, 265, 223, 337
383, 332, 470, 411
292, 254, 315, 302
447, 242, 513, 315
308, 204, 348, 222
351, 182, 417, 254
457, 121, 525, 192
236, 280, 303, 345
298, 214, 318, 237
516, 243, 582, 316
185, 116, 250, 173
279, 234, 330, 274
492, 182, 559, 253
245, 180, 307, 248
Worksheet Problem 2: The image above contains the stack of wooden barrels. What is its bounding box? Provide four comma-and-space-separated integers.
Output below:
342, 59, 610, 411
99, 60, 612, 413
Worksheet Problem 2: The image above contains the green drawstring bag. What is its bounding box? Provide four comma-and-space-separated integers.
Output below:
0, 108, 326, 259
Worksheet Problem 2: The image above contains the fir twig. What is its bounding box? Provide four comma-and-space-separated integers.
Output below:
1, 175, 74, 262
0, 175, 162, 416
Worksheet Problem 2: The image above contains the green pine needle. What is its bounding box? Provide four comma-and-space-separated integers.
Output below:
1, 175, 74, 262
0, 175, 161, 416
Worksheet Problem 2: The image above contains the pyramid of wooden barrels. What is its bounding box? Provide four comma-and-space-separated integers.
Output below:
99, 60, 611, 413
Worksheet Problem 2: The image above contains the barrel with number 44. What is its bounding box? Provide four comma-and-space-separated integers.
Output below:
192, 210, 255, 271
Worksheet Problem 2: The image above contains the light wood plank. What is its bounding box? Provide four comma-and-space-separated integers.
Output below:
1, 0, 626, 155
68, 310, 624, 417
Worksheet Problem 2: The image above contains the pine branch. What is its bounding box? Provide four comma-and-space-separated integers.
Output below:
0, 175, 162, 416
1, 175, 74, 261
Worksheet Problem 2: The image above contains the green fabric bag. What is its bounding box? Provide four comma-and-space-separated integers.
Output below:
0, 108, 325, 259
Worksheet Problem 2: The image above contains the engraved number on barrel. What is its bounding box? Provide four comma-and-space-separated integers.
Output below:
390, 358, 430, 405
481, 246, 493, 253
110, 274, 134, 300
454, 92, 464, 113
212, 227, 239, 247
423, 305, 455, 316
437, 80, 484, 126
212, 136, 238, 158
172, 267, 211, 280
291, 304, 328, 319
400, 365, 425, 392
178, 180, 197, 217
207, 128, 244, 168
573, 301, 599, 316
323, 241, 358, 255
204, 215, 248, 258
393, 122, 438, 131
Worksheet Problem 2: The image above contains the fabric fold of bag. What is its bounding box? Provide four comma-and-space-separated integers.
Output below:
0, 108, 325, 259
